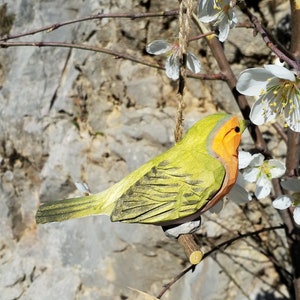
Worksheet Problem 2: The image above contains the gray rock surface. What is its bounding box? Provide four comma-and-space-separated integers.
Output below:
0, 1, 290, 299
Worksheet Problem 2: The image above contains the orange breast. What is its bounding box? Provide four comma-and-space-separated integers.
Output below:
201, 116, 242, 211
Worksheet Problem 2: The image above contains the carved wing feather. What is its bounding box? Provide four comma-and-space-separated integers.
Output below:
111, 151, 225, 224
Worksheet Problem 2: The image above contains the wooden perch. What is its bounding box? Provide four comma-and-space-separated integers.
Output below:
177, 234, 203, 265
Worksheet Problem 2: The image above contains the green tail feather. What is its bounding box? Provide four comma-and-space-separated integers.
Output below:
35, 193, 109, 224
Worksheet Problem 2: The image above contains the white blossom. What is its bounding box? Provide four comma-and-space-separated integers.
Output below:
198, 0, 237, 42
146, 40, 201, 80
236, 65, 300, 132
75, 182, 92, 196
273, 178, 300, 225
239, 152, 286, 199
294, 206, 300, 225
273, 195, 292, 210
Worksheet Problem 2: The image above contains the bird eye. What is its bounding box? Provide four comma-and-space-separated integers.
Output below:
234, 126, 240, 133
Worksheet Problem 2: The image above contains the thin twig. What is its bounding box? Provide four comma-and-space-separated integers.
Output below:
212, 244, 289, 299
0, 10, 179, 42
188, 31, 216, 42
237, 0, 299, 72
286, 130, 300, 176
235, 21, 255, 29
214, 256, 251, 300
290, 0, 300, 63
157, 225, 285, 299
0, 40, 225, 81
0, 40, 160, 67
272, 123, 288, 143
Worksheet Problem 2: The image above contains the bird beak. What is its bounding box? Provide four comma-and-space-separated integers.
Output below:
239, 119, 251, 133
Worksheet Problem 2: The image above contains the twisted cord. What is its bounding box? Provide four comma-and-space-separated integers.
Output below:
174, 0, 194, 143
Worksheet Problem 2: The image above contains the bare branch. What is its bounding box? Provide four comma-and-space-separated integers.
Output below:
237, 0, 300, 72
0, 10, 179, 42
290, 0, 300, 63
192, 13, 267, 151
157, 225, 285, 299
0, 40, 224, 80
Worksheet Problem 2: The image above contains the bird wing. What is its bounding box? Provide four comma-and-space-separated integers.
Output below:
110, 151, 225, 225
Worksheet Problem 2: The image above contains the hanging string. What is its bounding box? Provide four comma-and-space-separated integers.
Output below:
174, 0, 194, 143
172, 0, 203, 266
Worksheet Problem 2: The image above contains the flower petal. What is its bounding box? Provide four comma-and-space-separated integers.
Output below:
198, 0, 218, 21
249, 153, 264, 167
268, 159, 286, 178
281, 178, 300, 192
284, 87, 300, 132
285, 110, 300, 133
228, 10, 238, 28
238, 151, 253, 169
236, 68, 271, 96
198, 14, 218, 23
146, 40, 172, 55
273, 195, 292, 209
242, 167, 259, 183
187, 52, 201, 74
293, 206, 300, 225
250, 97, 277, 126
165, 55, 179, 80
255, 174, 272, 199
74, 182, 92, 195
163, 219, 201, 238
217, 17, 230, 42
264, 65, 296, 82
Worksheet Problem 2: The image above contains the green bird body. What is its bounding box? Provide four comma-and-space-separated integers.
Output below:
36, 113, 247, 226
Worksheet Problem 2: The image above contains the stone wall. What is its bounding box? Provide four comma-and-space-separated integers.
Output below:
0, 1, 290, 299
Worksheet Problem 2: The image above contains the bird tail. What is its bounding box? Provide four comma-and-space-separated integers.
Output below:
35, 192, 110, 224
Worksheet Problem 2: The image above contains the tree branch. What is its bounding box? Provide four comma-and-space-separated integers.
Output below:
0, 10, 180, 42
192, 13, 267, 151
157, 225, 285, 299
237, 0, 300, 72
0, 40, 225, 80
